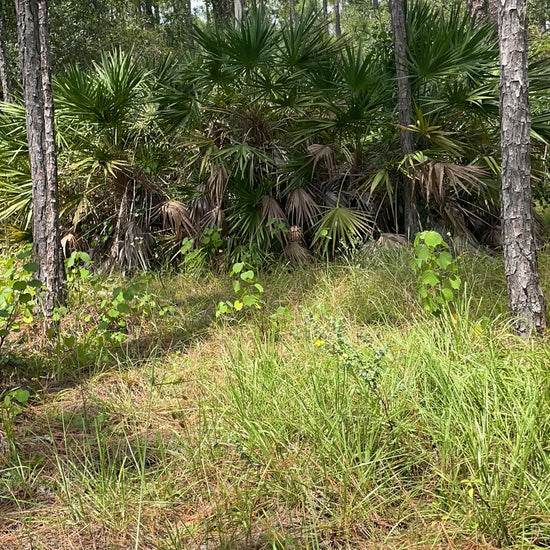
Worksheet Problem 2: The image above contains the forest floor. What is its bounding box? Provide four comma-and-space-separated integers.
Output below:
0, 247, 550, 549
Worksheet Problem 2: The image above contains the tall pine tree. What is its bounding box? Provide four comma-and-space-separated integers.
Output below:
499, 0, 546, 335
16, 0, 64, 315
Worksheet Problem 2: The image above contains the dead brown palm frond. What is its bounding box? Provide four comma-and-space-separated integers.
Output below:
307, 144, 336, 178
202, 205, 225, 229
377, 233, 408, 247
414, 161, 487, 204
207, 164, 229, 208
261, 195, 286, 224
117, 221, 154, 271
206, 119, 231, 146
158, 199, 197, 240
441, 197, 473, 240
60, 230, 85, 257
286, 187, 320, 228
284, 241, 311, 264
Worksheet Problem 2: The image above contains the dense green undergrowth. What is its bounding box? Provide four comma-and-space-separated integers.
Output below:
0, 247, 550, 549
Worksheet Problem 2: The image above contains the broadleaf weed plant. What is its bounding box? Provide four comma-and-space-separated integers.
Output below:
0, 248, 42, 356
411, 230, 461, 316
216, 262, 264, 319
53, 252, 175, 366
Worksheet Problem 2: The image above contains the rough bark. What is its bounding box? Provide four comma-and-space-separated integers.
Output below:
499, 0, 546, 336
186, 0, 193, 46
389, 0, 421, 240
0, 0, 12, 101
211, 0, 233, 26
334, 0, 341, 36
466, 0, 486, 17
38, 0, 65, 292
16, 0, 65, 315
467, 0, 499, 24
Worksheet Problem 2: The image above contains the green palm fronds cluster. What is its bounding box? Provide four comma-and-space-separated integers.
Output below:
1, 2, 549, 268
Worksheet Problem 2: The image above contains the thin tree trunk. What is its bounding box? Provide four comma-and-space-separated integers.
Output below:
389, 0, 421, 240
488, 0, 499, 24
289, 0, 296, 27
499, 0, 546, 336
234, 0, 242, 23
466, 0, 498, 24
0, 0, 12, 102
322, 0, 328, 31
334, 0, 341, 36
466, 0, 486, 18
16, 0, 65, 315
144, 0, 154, 27
211, 0, 232, 26
372, 0, 379, 8
186, 0, 194, 46
38, 0, 65, 294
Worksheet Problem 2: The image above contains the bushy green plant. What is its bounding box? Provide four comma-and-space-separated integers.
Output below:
0, 250, 42, 355
411, 230, 461, 316
178, 227, 224, 272
55, 252, 175, 364
216, 262, 264, 319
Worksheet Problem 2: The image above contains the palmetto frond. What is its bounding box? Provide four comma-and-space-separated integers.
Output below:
312, 206, 373, 257
158, 199, 197, 241
412, 158, 488, 203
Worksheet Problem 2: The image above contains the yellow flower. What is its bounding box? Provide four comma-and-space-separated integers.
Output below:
315, 339, 325, 347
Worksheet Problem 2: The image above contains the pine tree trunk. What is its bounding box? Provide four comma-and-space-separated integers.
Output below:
38, 0, 65, 294
16, 0, 65, 315
0, 0, 12, 102
467, 0, 498, 24
499, 0, 546, 336
211, 0, 232, 26
185, 0, 194, 46
389, 0, 421, 240
334, 0, 341, 36
466, 0, 486, 18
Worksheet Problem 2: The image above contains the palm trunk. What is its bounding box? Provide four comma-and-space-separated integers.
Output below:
499, 0, 546, 336
16, 0, 65, 315
109, 176, 132, 265
389, 0, 421, 240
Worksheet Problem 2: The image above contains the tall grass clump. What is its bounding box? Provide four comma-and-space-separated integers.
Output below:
204, 252, 550, 547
